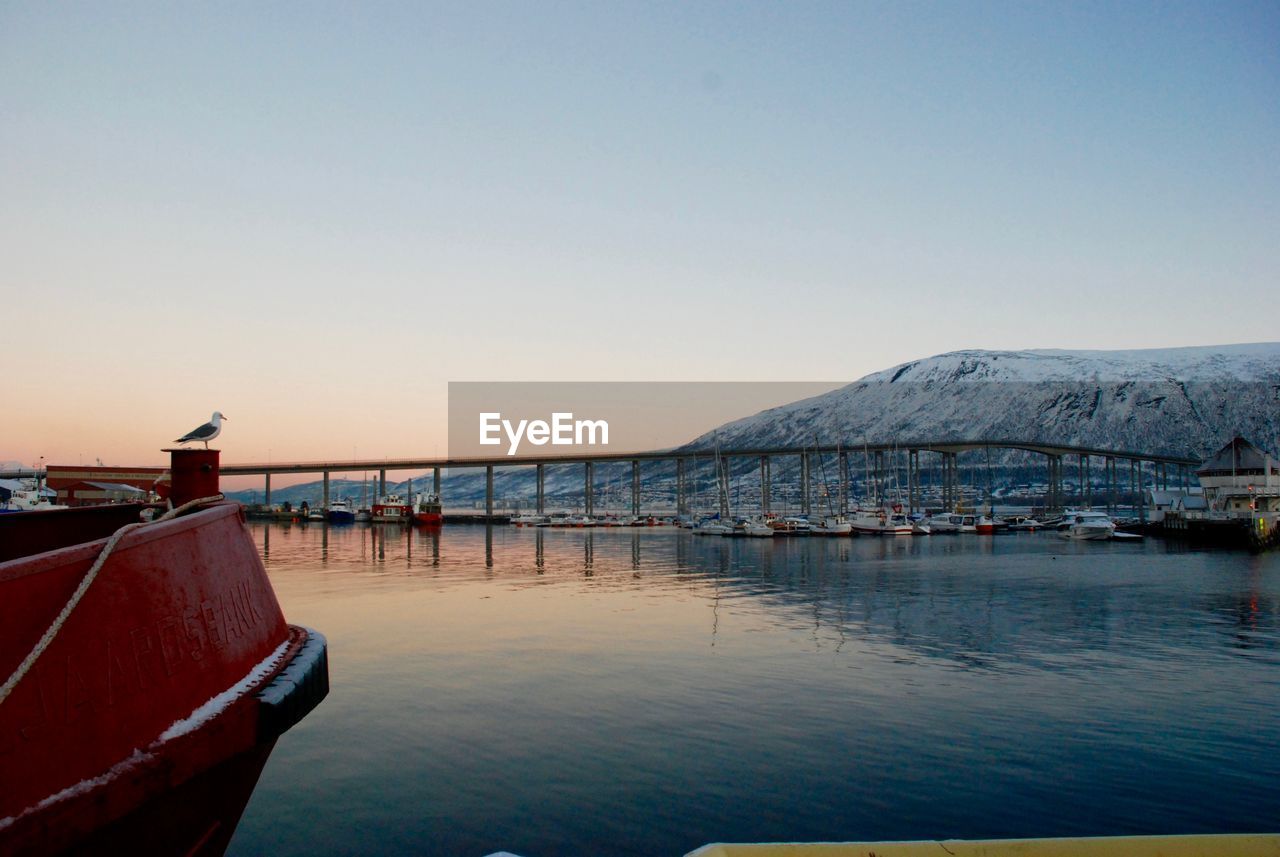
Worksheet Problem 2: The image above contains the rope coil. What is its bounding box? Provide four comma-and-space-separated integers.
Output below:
0, 494, 225, 707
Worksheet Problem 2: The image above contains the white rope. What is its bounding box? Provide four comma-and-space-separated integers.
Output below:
0, 494, 225, 707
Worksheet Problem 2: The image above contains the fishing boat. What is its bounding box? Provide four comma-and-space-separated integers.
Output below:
371, 493, 413, 524
326, 498, 356, 524
0, 448, 327, 854
412, 493, 443, 526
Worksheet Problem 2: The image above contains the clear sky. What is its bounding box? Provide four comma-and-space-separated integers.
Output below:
3, 1, 1277, 477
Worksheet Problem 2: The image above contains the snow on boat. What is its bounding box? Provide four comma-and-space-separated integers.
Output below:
684, 833, 1280, 857
0, 448, 327, 854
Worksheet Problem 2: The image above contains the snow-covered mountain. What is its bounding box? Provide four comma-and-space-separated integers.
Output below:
683, 343, 1280, 458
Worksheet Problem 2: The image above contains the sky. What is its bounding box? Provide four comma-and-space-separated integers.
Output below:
3, 0, 1278, 479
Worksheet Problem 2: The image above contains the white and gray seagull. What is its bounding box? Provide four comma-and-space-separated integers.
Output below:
175, 411, 228, 448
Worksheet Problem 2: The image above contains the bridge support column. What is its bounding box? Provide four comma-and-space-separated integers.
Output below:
323, 472, 330, 511
874, 450, 884, 506
585, 462, 594, 517
676, 459, 687, 516
632, 460, 641, 518
264, 473, 271, 507
379, 469, 387, 498
1081, 455, 1089, 508
907, 450, 918, 515
1136, 461, 1145, 523
1106, 456, 1116, 514
800, 452, 810, 515
1046, 454, 1061, 512
838, 451, 849, 514
433, 467, 441, 498
536, 463, 545, 514
718, 457, 731, 518
485, 465, 494, 518
760, 456, 771, 514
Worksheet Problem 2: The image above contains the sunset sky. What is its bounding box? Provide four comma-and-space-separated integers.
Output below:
4, 2, 1277, 482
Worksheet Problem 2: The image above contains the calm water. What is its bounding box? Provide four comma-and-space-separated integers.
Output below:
226, 524, 1280, 856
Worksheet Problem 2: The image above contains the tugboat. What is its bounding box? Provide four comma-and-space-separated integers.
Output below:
0, 447, 328, 854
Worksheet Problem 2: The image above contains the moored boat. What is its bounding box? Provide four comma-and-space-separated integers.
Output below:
412, 492, 443, 526
326, 498, 356, 524
850, 506, 913, 535
809, 515, 852, 535
0, 448, 327, 854
1060, 510, 1117, 540
371, 493, 413, 524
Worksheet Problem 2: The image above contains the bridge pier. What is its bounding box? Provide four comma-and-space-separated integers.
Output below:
485, 465, 494, 517
378, 469, 387, 499
718, 457, 731, 518
536, 463, 545, 514
676, 459, 687, 516
800, 452, 811, 515
585, 461, 594, 516
631, 460, 641, 517
264, 473, 271, 507
323, 472, 330, 511
838, 450, 849, 514
1046, 454, 1062, 512
1105, 456, 1116, 514
433, 466, 441, 498
907, 450, 918, 514
760, 456, 771, 514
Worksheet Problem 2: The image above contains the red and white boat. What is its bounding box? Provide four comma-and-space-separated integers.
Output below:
412, 493, 443, 526
0, 448, 327, 854
371, 492, 413, 524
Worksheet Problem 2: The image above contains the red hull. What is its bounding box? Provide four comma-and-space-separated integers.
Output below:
414, 512, 443, 526
0, 486, 327, 852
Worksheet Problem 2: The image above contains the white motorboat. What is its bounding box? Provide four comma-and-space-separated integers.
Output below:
809, 515, 852, 535
693, 518, 732, 536
741, 518, 775, 537
1060, 510, 1117, 540
511, 513, 546, 527
850, 507, 913, 535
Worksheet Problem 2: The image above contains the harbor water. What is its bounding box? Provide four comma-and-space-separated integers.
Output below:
227, 524, 1280, 856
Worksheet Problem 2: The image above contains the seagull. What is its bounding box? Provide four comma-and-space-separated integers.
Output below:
175, 411, 228, 449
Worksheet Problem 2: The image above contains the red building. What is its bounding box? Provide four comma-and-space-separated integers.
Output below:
45, 465, 169, 507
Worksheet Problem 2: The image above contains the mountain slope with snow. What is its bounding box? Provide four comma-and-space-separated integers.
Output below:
684, 343, 1280, 458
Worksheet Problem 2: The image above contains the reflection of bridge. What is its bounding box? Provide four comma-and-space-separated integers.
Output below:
223, 439, 1199, 518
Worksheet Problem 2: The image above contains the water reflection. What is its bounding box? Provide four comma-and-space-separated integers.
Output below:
236, 522, 1280, 857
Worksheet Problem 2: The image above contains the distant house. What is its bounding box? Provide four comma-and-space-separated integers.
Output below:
1195, 436, 1280, 514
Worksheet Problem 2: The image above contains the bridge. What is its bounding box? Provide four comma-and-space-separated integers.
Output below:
218, 439, 1199, 518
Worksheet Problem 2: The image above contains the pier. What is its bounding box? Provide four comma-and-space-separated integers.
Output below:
218, 439, 1199, 521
